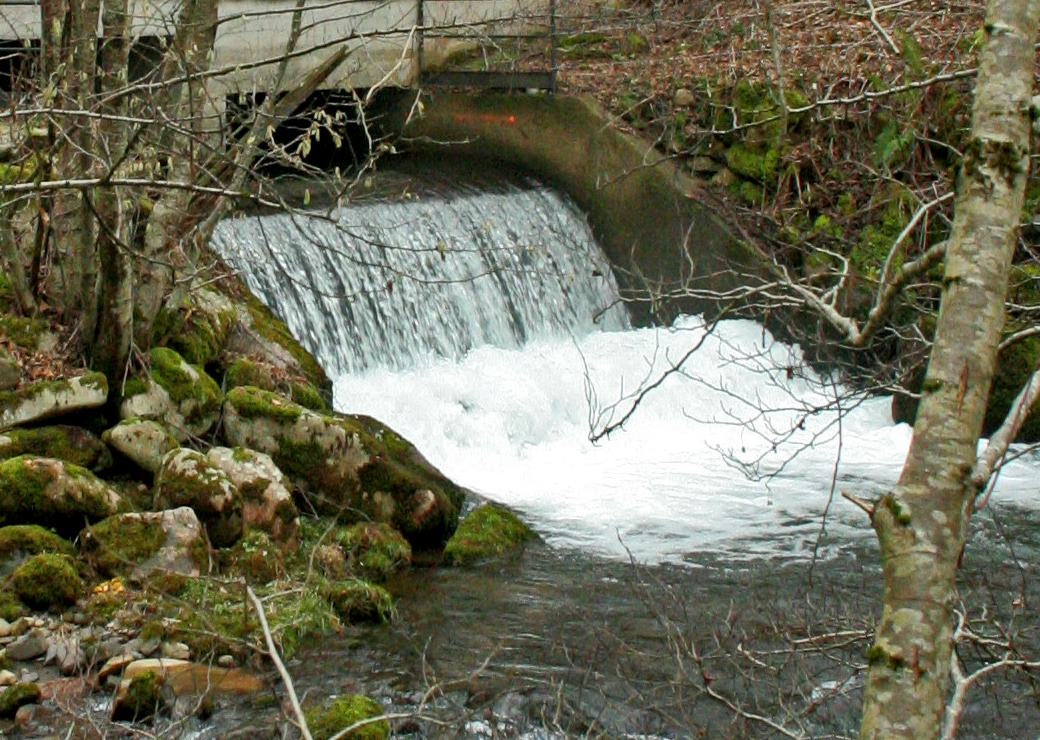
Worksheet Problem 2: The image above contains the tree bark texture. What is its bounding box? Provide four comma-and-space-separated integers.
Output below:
859, 1, 1040, 737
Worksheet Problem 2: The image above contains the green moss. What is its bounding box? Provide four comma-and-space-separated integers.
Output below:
148, 347, 222, 415
245, 297, 329, 395
337, 522, 411, 581
0, 426, 112, 471
851, 186, 916, 278
0, 682, 41, 719
221, 530, 285, 583
154, 452, 242, 548
322, 578, 394, 624
443, 504, 535, 566
227, 386, 303, 423
0, 314, 48, 350
0, 524, 73, 563
122, 377, 147, 399
729, 178, 763, 205
0, 454, 53, 522
225, 358, 270, 390
153, 292, 237, 367
12, 553, 83, 609
81, 516, 165, 577
304, 694, 388, 740
725, 143, 779, 183
113, 672, 166, 721
290, 381, 329, 412
0, 590, 25, 621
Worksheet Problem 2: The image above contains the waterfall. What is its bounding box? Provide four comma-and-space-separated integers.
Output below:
211, 178, 630, 376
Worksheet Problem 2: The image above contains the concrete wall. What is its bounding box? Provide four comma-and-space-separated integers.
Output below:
389, 92, 771, 324
0, 0, 543, 94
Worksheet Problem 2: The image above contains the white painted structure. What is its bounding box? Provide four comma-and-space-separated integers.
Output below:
0, 0, 545, 94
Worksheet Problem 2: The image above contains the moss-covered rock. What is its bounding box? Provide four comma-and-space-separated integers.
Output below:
222, 387, 464, 546
11, 553, 83, 609
154, 450, 243, 548
0, 373, 108, 431
0, 682, 41, 719
322, 578, 394, 624
0, 312, 49, 351
0, 455, 127, 535
221, 530, 286, 583
111, 671, 168, 721
152, 288, 237, 367
120, 348, 222, 442
224, 357, 329, 412
443, 503, 535, 566
102, 418, 179, 474
0, 425, 112, 471
206, 446, 299, 547
337, 522, 411, 581
304, 694, 389, 740
80, 508, 208, 581
0, 590, 25, 621
0, 524, 73, 568
725, 142, 780, 183
0, 345, 18, 391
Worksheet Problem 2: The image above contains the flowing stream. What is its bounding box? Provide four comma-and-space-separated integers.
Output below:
211, 169, 1040, 737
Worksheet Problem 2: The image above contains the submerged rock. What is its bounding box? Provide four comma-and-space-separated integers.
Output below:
322, 578, 394, 624
154, 450, 243, 548
0, 456, 126, 534
0, 373, 107, 431
80, 507, 208, 580
0, 425, 112, 471
304, 693, 389, 740
443, 503, 536, 566
222, 387, 464, 546
120, 348, 222, 442
102, 418, 179, 474
206, 446, 299, 547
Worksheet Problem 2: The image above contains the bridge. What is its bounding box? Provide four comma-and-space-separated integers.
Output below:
0, 0, 557, 107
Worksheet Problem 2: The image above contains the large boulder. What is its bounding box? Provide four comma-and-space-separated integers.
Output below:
222, 387, 464, 546
0, 373, 107, 430
0, 456, 126, 535
0, 425, 112, 471
102, 418, 179, 474
443, 503, 536, 566
80, 508, 208, 580
0, 524, 74, 574
152, 288, 237, 367
205, 447, 299, 547
120, 348, 222, 442
223, 357, 328, 412
153, 450, 243, 548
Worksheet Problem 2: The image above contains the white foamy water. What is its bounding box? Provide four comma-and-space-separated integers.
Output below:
335, 316, 1040, 564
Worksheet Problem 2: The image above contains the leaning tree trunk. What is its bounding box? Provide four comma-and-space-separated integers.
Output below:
859, 1, 1039, 737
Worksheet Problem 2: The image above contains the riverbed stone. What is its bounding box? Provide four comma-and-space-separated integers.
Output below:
154, 450, 243, 548
0, 456, 127, 535
80, 507, 208, 580
0, 426, 112, 472
0, 682, 40, 718
102, 418, 179, 474
304, 693, 388, 740
443, 503, 536, 566
222, 387, 464, 546
0, 373, 107, 431
206, 446, 299, 547
6, 629, 48, 661
120, 348, 222, 442
112, 658, 264, 717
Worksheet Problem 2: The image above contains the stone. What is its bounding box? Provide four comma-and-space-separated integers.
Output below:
80, 507, 208, 580
0, 426, 112, 471
102, 418, 179, 474
0, 670, 14, 687
115, 659, 264, 704
222, 387, 464, 546
160, 641, 190, 661
0, 682, 40, 719
304, 694, 388, 740
443, 503, 536, 566
11, 554, 82, 609
690, 155, 721, 174
673, 87, 695, 107
153, 288, 237, 367
119, 348, 222, 442
217, 654, 235, 668
0, 619, 9, 638
0, 456, 127, 535
337, 522, 412, 580
0, 373, 108, 431
8, 617, 29, 637
13, 702, 35, 727
206, 446, 299, 546
47, 635, 84, 676
154, 451, 243, 548
6, 629, 48, 661
710, 166, 739, 188
223, 357, 329, 412
225, 303, 330, 395
98, 653, 135, 682
0, 347, 19, 392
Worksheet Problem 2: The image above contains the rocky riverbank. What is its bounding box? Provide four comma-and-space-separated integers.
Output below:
0, 276, 536, 737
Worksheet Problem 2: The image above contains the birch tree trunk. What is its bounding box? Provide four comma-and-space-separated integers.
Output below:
859, 0, 1040, 737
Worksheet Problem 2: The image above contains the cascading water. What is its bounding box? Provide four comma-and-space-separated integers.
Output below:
213, 172, 1040, 565
212, 179, 630, 376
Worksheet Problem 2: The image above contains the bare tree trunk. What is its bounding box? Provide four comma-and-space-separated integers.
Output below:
135, 0, 218, 344
90, 0, 133, 383
859, 1, 1039, 737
